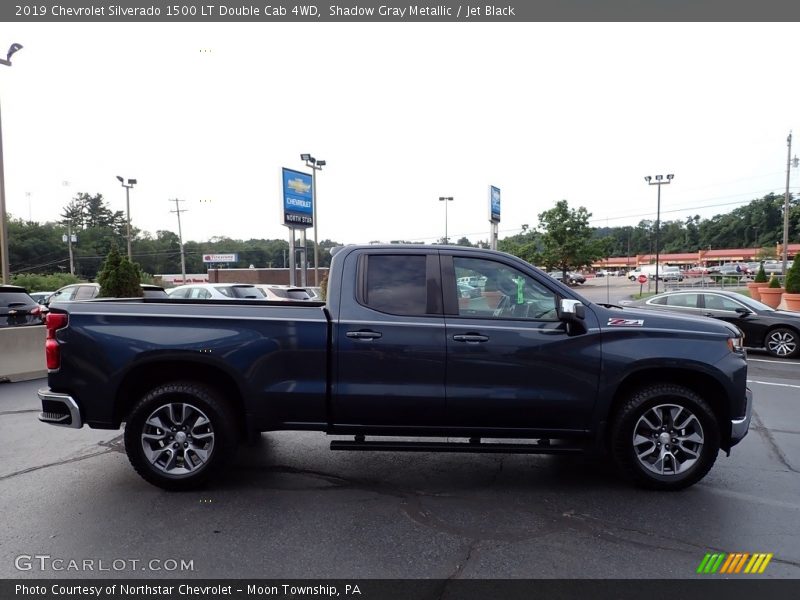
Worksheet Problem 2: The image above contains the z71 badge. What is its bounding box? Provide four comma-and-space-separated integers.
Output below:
607, 318, 645, 327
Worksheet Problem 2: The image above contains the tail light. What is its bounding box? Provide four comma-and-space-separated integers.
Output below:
45, 312, 68, 371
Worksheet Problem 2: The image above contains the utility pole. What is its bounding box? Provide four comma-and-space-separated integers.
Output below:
169, 198, 187, 283
63, 181, 75, 276
0, 43, 23, 284
782, 132, 798, 276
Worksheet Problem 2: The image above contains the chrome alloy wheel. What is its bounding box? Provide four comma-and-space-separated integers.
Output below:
632, 404, 704, 476
766, 330, 798, 357
141, 403, 215, 476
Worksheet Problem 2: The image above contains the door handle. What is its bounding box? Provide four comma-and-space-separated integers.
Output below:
703, 313, 715, 317
346, 330, 382, 340
453, 334, 490, 343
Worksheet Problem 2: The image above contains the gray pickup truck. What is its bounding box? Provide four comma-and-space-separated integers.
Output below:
38, 245, 752, 491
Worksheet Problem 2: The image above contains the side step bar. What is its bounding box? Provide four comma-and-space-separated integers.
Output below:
330, 438, 584, 455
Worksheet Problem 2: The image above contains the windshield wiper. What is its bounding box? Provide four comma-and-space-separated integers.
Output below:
597, 302, 625, 309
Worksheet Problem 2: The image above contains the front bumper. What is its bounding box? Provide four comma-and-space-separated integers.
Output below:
38, 388, 83, 429
730, 387, 753, 446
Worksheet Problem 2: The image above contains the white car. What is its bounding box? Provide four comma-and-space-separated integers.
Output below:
255, 285, 313, 301
167, 283, 265, 300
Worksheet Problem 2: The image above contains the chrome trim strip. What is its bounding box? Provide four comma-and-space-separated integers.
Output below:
730, 387, 753, 444
37, 389, 83, 429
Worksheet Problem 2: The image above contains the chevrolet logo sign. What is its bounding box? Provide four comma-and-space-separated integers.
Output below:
288, 178, 311, 194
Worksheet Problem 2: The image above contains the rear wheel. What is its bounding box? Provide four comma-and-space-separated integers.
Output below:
765, 328, 799, 359
611, 384, 719, 490
124, 382, 239, 490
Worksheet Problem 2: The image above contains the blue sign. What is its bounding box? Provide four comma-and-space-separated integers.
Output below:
282, 168, 313, 228
490, 185, 501, 223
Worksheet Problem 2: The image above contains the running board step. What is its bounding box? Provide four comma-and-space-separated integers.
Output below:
330, 439, 584, 455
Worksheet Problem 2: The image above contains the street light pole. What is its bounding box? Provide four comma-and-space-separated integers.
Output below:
116, 175, 137, 260
439, 196, 453, 244
0, 42, 23, 284
782, 132, 798, 276
644, 174, 674, 295
301, 154, 326, 286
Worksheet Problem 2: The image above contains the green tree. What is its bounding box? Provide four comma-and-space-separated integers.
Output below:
784, 258, 800, 294
96, 244, 142, 298
537, 200, 605, 279
754, 262, 768, 284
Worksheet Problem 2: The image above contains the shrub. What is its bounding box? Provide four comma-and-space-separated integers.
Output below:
97, 244, 142, 298
754, 262, 767, 283
768, 274, 782, 289
11, 273, 81, 292
785, 259, 800, 294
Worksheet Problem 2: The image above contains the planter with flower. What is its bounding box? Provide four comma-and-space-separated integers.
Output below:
759, 274, 785, 309
783, 259, 800, 311
747, 262, 767, 301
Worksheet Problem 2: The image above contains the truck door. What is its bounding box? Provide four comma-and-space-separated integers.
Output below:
332, 250, 447, 427
441, 254, 601, 431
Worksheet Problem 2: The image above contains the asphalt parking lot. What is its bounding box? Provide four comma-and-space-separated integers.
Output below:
1, 342, 798, 581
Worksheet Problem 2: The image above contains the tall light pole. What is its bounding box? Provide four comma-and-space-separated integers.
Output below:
169, 198, 187, 283
0, 42, 23, 284
644, 174, 674, 294
439, 196, 453, 244
63, 181, 75, 276
116, 175, 137, 260
301, 154, 325, 286
782, 132, 798, 276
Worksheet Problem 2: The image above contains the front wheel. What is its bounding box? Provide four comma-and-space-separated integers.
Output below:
765, 328, 799, 359
124, 382, 239, 490
611, 384, 719, 490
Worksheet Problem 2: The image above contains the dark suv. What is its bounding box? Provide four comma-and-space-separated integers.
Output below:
0, 285, 44, 327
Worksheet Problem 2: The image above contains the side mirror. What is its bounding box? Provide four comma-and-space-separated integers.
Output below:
734, 307, 751, 316
558, 298, 585, 321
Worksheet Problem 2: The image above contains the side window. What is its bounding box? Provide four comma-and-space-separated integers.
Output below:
215, 286, 234, 298
362, 255, 429, 316
169, 288, 188, 298
648, 297, 668, 305
74, 286, 98, 300
453, 257, 557, 320
665, 294, 698, 308
50, 288, 77, 303
703, 294, 743, 311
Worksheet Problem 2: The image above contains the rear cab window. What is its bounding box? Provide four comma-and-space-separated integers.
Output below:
359, 254, 431, 316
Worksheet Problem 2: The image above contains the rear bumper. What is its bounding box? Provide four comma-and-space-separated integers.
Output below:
730, 387, 752, 446
38, 388, 83, 429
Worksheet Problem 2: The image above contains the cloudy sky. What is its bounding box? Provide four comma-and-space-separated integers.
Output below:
2, 22, 800, 246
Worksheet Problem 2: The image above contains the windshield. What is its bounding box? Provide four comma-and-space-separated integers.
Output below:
733, 294, 775, 312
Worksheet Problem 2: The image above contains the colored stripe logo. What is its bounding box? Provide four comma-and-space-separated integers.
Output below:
697, 553, 773, 574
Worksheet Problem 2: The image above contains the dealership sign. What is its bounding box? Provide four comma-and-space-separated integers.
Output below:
282, 167, 313, 228
202, 253, 238, 263
490, 185, 501, 223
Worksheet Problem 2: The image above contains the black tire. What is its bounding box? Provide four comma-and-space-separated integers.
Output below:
124, 382, 239, 491
611, 384, 720, 491
764, 327, 800, 359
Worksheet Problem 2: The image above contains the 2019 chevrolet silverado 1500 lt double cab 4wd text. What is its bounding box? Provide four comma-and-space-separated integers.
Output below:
38, 245, 752, 491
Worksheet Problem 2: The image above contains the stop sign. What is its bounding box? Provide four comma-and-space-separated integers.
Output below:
637, 274, 648, 284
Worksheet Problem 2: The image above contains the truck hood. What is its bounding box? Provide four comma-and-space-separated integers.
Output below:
593, 304, 742, 338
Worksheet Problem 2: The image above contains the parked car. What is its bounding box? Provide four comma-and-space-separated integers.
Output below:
39, 245, 751, 491
628, 289, 800, 358
167, 283, 265, 300
548, 271, 586, 285
457, 282, 482, 298
256, 285, 314, 301
0, 285, 44, 327
48, 283, 168, 304
717, 263, 747, 276
762, 260, 793, 275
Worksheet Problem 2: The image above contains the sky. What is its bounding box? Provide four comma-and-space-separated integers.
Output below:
2, 22, 800, 248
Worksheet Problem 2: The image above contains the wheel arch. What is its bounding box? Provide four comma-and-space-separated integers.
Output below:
607, 368, 732, 451
113, 359, 248, 436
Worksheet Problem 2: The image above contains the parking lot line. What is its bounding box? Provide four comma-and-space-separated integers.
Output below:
747, 379, 800, 389
748, 358, 800, 366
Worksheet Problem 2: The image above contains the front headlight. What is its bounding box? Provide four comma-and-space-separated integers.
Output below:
727, 336, 745, 353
